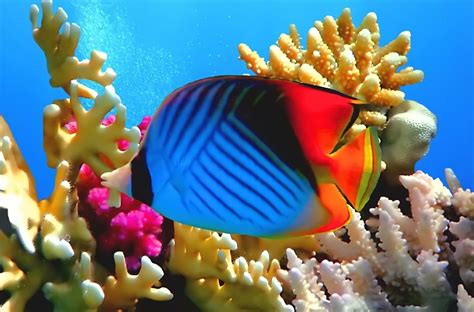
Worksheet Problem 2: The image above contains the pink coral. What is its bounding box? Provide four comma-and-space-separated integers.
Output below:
72, 116, 163, 270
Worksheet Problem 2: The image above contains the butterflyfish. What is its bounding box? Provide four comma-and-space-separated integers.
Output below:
102, 76, 381, 237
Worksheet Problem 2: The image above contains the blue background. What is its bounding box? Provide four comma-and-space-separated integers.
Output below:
1, 0, 473, 199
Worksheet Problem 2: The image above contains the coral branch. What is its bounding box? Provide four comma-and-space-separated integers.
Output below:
101, 252, 172, 310
169, 223, 237, 281
43, 252, 105, 311
43, 81, 141, 180
30, 0, 115, 97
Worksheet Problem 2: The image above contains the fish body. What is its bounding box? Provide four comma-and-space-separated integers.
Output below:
114, 76, 381, 237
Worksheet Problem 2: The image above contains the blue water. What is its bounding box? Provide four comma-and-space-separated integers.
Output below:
1, 0, 473, 199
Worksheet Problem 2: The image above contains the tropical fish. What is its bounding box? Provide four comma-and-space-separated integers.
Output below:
102, 76, 381, 237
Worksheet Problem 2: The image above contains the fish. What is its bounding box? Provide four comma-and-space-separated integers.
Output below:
102, 75, 381, 237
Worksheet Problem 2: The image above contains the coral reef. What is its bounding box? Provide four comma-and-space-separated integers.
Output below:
0, 1, 171, 310
238, 9, 436, 180
0, 125, 172, 310
1, 1, 471, 311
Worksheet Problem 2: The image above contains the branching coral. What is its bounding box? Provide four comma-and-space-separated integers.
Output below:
167, 169, 473, 311
169, 223, 293, 311
31, 0, 140, 183
0, 116, 171, 311
1, 0, 467, 310
274, 170, 473, 311
30, 0, 115, 98
0, 1, 171, 310
238, 9, 423, 112
70, 115, 164, 271
101, 252, 173, 310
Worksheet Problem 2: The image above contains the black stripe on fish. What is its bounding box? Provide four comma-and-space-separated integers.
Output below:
168, 81, 214, 155
176, 81, 229, 159
203, 146, 283, 217
198, 156, 272, 223
131, 147, 154, 206
230, 80, 317, 191
210, 137, 293, 210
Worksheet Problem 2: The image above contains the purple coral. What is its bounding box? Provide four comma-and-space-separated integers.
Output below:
74, 116, 162, 271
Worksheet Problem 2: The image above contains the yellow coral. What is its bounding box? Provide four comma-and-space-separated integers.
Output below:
30, 0, 116, 98
238, 8, 424, 132
0, 233, 54, 312
187, 251, 290, 312
169, 224, 293, 311
31, 0, 140, 187
0, 116, 40, 253
169, 223, 237, 281
42, 82, 141, 182
102, 252, 173, 310
43, 252, 105, 312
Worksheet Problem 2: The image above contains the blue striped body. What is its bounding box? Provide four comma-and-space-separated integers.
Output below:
135, 76, 320, 236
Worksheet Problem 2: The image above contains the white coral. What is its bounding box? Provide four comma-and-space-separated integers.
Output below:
279, 170, 472, 311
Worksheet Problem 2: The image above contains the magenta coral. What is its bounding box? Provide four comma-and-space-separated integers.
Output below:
72, 116, 162, 271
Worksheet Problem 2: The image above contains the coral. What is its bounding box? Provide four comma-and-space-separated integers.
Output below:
0, 117, 40, 253
0, 123, 171, 310
81, 186, 164, 271
32, 0, 140, 182
68, 115, 163, 271
168, 168, 473, 311
42, 82, 140, 181
101, 252, 173, 310
238, 9, 423, 111
274, 170, 473, 311
2, 0, 467, 310
30, 0, 115, 97
381, 100, 437, 183
0, 1, 172, 310
169, 223, 293, 311
278, 249, 393, 311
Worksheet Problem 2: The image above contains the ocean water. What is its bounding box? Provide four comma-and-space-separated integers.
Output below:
0, 0, 472, 200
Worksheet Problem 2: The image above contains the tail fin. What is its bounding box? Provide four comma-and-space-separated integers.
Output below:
329, 127, 381, 211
